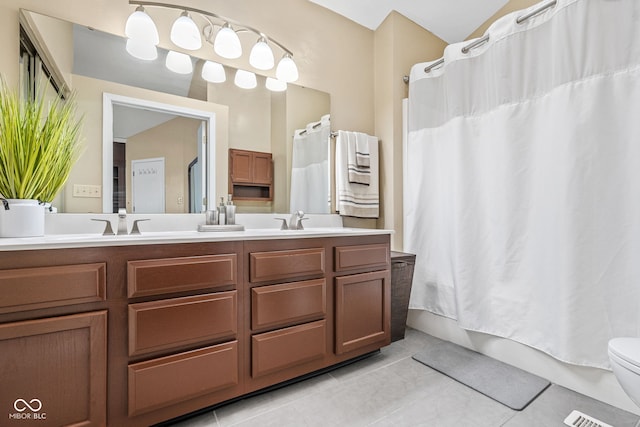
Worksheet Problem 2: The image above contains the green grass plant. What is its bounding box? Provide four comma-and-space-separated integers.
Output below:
0, 78, 82, 202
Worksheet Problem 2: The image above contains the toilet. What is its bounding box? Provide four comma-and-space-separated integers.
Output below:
608, 337, 640, 407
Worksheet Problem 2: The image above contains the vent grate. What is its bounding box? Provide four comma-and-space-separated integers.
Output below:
563, 410, 613, 427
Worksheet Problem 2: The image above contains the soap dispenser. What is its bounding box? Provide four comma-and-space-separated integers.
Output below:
218, 197, 226, 225
226, 194, 236, 225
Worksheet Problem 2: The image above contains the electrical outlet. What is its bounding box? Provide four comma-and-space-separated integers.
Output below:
177, 196, 184, 205
73, 184, 102, 198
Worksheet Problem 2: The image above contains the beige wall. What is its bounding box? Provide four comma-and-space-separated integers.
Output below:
126, 117, 200, 213
373, 12, 448, 249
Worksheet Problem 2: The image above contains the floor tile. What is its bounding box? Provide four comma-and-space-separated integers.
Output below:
169, 328, 639, 427
503, 384, 639, 427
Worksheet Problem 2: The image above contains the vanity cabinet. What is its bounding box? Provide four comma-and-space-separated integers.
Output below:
334, 243, 391, 355
0, 233, 389, 426
123, 248, 244, 424
245, 243, 329, 391
229, 148, 273, 201
0, 256, 109, 427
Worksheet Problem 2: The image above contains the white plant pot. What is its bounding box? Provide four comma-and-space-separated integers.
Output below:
0, 199, 45, 238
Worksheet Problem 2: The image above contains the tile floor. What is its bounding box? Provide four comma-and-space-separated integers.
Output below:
167, 328, 640, 427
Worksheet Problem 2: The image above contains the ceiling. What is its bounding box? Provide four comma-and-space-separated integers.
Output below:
309, 0, 510, 43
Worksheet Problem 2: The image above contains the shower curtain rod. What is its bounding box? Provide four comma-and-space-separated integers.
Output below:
402, 0, 557, 82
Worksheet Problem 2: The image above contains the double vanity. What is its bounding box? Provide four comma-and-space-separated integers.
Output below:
0, 215, 391, 426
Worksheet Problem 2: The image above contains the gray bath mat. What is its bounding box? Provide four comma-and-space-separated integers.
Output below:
412, 336, 550, 410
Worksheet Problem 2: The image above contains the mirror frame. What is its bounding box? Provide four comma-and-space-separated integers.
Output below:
102, 92, 216, 213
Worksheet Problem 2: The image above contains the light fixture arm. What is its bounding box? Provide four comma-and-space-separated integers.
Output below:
128, 0, 293, 56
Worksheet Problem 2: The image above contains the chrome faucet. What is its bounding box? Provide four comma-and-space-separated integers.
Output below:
117, 208, 128, 235
289, 210, 307, 230
274, 210, 307, 230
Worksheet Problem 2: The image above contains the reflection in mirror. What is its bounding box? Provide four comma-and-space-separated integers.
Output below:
20, 9, 331, 214
111, 105, 206, 213
102, 92, 214, 214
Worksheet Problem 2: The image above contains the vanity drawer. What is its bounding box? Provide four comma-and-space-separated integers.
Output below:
249, 248, 325, 283
128, 291, 237, 357
128, 341, 239, 416
128, 254, 237, 298
334, 243, 390, 273
251, 279, 326, 331
251, 320, 326, 378
0, 263, 106, 314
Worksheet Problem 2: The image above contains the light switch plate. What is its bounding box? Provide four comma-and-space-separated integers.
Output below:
73, 184, 102, 198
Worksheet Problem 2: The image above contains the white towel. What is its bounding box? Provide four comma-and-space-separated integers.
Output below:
347, 132, 370, 185
355, 132, 370, 168
335, 131, 379, 218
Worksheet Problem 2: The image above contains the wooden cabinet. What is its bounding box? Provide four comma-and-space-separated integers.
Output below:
0, 233, 390, 426
229, 148, 273, 201
0, 310, 107, 427
334, 243, 391, 355
125, 252, 243, 424
246, 242, 329, 391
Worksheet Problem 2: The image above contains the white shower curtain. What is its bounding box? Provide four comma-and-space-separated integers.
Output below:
290, 116, 331, 213
405, 0, 640, 369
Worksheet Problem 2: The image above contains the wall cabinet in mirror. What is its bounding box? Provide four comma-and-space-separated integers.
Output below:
229, 149, 273, 201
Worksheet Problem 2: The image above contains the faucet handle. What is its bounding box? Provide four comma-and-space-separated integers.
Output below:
91, 219, 115, 236
274, 218, 288, 230
130, 219, 150, 235
297, 217, 309, 230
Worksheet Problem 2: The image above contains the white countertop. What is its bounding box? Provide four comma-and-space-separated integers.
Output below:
0, 213, 391, 251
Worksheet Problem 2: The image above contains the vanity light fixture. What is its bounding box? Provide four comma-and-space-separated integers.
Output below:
265, 77, 287, 92
126, 38, 158, 60
125, 5, 159, 45
249, 37, 274, 70
126, 1, 299, 81
214, 23, 242, 59
165, 50, 193, 74
170, 11, 202, 50
201, 60, 226, 83
234, 69, 257, 89
276, 53, 299, 83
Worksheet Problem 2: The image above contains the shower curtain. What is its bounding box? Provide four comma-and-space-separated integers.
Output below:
405, 0, 640, 369
290, 116, 331, 213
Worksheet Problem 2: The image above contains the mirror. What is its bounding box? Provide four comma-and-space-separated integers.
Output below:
19, 9, 331, 214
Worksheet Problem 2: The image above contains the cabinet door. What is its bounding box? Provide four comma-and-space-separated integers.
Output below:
0, 311, 107, 426
252, 152, 273, 184
229, 150, 253, 183
335, 270, 391, 355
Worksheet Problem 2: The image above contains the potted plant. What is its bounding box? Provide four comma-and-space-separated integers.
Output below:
0, 78, 82, 237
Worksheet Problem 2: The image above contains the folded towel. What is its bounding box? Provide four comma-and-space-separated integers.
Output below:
355, 132, 370, 168
347, 132, 370, 185
336, 131, 379, 218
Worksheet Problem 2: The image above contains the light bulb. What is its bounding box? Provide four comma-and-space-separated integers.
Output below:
165, 50, 193, 74
202, 61, 226, 83
125, 6, 159, 45
126, 38, 158, 61
214, 23, 242, 59
170, 11, 202, 50
234, 69, 257, 89
276, 53, 299, 82
265, 77, 287, 92
249, 37, 274, 70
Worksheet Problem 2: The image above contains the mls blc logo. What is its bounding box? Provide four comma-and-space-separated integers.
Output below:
8, 398, 46, 420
